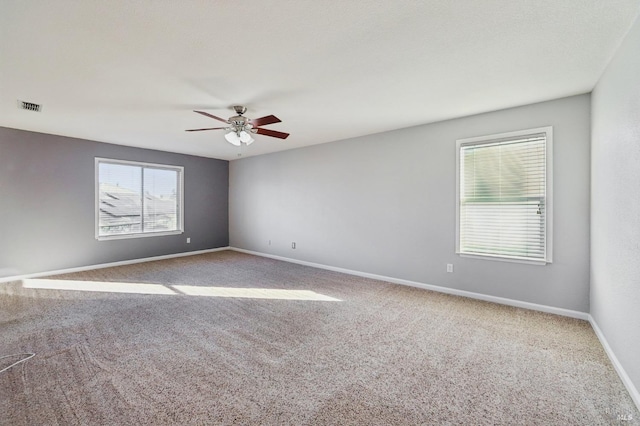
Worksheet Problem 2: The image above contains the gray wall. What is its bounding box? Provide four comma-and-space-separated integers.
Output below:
591, 16, 640, 397
230, 94, 591, 312
0, 127, 229, 277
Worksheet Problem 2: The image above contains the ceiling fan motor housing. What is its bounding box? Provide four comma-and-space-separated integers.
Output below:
229, 115, 250, 133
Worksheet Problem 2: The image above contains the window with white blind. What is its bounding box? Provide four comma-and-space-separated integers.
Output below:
455, 127, 552, 264
95, 158, 184, 240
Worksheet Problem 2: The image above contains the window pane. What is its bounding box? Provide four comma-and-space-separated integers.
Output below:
458, 131, 549, 262
143, 168, 179, 233
96, 159, 183, 239
98, 163, 142, 236
460, 201, 545, 258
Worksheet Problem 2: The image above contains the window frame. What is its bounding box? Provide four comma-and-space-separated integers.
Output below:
95, 157, 184, 241
455, 126, 553, 265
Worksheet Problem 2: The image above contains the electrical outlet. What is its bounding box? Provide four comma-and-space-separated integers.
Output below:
186, 237, 191, 244
446, 263, 453, 273
292, 242, 296, 249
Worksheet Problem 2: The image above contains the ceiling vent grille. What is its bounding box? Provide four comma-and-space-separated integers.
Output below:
17, 100, 42, 112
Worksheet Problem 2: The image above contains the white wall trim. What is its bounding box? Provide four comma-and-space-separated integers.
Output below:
589, 315, 640, 412
230, 247, 588, 320
0, 247, 230, 284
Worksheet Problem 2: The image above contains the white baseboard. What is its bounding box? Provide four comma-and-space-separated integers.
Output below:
589, 316, 640, 412
229, 247, 589, 320
0, 247, 230, 284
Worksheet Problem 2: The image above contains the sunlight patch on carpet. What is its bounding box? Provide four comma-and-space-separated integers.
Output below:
173, 285, 341, 301
23, 279, 177, 295
22, 279, 341, 301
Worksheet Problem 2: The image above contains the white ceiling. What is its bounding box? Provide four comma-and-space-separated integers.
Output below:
1, 1, 638, 161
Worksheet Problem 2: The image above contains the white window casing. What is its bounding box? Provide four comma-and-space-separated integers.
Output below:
95, 158, 184, 240
455, 127, 553, 265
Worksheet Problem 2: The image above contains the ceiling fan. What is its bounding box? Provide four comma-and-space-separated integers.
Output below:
186, 105, 289, 146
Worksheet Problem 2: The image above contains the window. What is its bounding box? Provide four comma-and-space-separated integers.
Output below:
456, 127, 552, 264
95, 158, 183, 240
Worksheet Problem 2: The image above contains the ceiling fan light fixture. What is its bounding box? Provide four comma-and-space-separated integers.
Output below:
224, 131, 241, 146
239, 130, 254, 144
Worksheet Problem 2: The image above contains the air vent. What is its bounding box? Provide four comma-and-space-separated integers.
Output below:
17, 100, 42, 112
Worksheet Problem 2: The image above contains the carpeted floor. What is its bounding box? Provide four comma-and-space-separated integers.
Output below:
0, 250, 637, 425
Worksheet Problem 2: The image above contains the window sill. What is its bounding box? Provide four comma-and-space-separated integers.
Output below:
457, 252, 550, 266
96, 230, 183, 241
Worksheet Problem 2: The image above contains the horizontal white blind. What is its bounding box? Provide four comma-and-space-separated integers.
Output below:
459, 134, 547, 261
97, 160, 181, 238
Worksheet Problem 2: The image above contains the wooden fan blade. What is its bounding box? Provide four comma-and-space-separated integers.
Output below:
194, 110, 229, 123
250, 115, 281, 127
256, 128, 290, 139
185, 127, 226, 132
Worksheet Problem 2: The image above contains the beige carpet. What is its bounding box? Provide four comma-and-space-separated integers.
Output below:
0, 250, 637, 425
